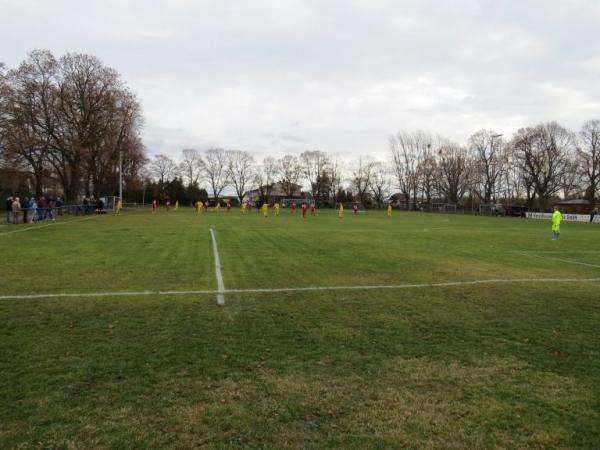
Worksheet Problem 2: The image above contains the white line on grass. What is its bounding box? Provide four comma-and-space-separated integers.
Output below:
517, 252, 600, 269
0, 290, 216, 300
0, 216, 97, 236
1, 277, 600, 301
514, 250, 600, 254
223, 277, 600, 293
210, 228, 225, 305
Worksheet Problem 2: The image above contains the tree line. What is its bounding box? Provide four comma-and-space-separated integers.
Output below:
0, 50, 145, 202
393, 121, 599, 209
3, 52, 598, 210
146, 120, 600, 209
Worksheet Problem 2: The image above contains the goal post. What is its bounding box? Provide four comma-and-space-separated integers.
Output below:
280, 198, 312, 208
431, 203, 456, 213
479, 204, 504, 216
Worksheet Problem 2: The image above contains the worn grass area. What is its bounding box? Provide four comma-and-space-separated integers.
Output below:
1, 208, 599, 449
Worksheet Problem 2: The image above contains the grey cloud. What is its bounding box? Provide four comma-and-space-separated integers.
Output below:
2, 0, 599, 160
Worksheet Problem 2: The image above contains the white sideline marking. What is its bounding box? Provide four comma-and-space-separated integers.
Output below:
224, 277, 600, 293
0, 216, 96, 235
517, 250, 600, 254
0, 290, 216, 300
210, 228, 225, 305
517, 252, 600, 269
1, 277, 599, 301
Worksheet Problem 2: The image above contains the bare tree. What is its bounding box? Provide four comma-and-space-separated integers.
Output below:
2, 51, 56, 197
0, 62, 9, 150
300, 150, 330, 202
202, 148, 229, 199
180, 148, 203, 187
351, 156, 376, 205
417, 145, 438, 205
0, 50, 146, 201
513, 122, 573, 208
47, 53, 122, 200
502, 144, 525, 203
560, 156, 582, 200
390, 131, 431, 207
326, 154, 345, 205
578, 120, 600, 206
254, 156, 278, 201
436, 143, 471, 204
370, 162, 391, 208
277, 154, 301, 196
469, 130, 506, 204
149, 154, 177, 200
226, 150, 255, 203
85, 88, 145, 197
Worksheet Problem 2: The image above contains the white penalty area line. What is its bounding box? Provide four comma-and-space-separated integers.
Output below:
1, 277, 600, 301
0, 216, 97, 236
516, 252, 600, 269
210, 228, 225, 305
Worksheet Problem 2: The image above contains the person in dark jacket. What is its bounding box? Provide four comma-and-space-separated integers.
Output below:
22, 197, 29, 224
6, 196, 12, 223
55, 197, 63, 216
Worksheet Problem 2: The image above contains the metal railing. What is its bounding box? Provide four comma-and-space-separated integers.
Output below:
3, 204, 111, 225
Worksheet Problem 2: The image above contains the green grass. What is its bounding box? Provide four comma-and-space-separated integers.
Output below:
1, 208, 599, 449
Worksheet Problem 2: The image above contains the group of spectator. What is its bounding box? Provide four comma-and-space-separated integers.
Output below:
82, 197, 106, 214
4, 196, 64, 224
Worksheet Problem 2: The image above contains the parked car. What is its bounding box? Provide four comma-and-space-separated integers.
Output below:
501, 205, 528, 217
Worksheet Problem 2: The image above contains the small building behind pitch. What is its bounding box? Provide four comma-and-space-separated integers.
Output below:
552, 198, 593, 214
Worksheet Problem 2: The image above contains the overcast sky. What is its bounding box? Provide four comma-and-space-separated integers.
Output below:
2, 0, 599, 161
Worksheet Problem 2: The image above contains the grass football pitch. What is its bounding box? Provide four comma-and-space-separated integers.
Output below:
1, 207, 599, 449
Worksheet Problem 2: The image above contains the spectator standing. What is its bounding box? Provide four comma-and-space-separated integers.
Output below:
55, 197, 63, 215
28, 198, 37, 223
38, 196, 47, 221
5, 196, 12, 223
22, 197, 29, 223
47, 198, 56, 221
11, 197, 21, 224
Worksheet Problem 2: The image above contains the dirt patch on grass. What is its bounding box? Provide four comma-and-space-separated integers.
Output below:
146, 356, 594, 449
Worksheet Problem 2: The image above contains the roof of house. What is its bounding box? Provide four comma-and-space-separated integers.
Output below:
243, 182, 303, 198
554, 199, 591, 205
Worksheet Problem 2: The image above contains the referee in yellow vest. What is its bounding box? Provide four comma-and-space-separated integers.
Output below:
552, 207, 562, 240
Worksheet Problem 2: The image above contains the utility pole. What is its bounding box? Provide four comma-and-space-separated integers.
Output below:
119, 150, 123, 204
490, 134, 503, 204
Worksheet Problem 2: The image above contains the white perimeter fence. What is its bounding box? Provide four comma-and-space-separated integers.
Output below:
526, 212, 600, 223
